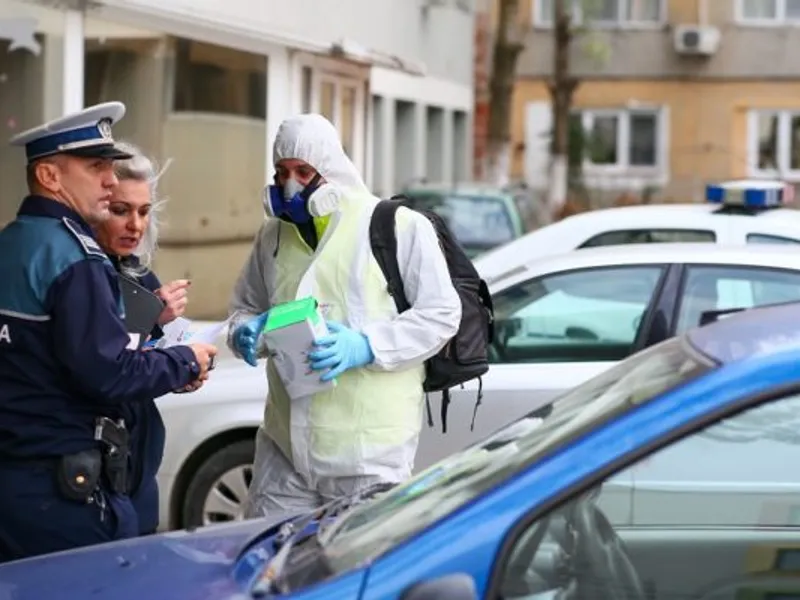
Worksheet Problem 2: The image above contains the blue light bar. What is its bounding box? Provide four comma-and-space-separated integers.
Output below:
706, 179, 785, 207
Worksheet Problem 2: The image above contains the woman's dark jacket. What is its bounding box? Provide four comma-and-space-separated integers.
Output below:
109, 254, 167, 534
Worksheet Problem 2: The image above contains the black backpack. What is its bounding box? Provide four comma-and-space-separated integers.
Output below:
368, 195, 495, 434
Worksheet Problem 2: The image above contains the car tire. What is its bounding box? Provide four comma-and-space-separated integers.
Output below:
180, 439, 255, 530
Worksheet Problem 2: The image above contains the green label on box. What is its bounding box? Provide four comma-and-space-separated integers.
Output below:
263, 296, 320, 332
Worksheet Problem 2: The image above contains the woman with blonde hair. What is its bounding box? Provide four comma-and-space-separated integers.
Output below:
92, 140, 190, 535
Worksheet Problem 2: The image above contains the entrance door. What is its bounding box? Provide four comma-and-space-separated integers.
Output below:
297, 59, 366, 174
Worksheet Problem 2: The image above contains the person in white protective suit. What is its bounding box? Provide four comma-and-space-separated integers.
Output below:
226, 113, 462, 522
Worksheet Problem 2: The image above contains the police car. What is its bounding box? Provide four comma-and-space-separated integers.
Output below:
153, 240, 800, 533
5, 301, 800, 600
476, 179, 800, 284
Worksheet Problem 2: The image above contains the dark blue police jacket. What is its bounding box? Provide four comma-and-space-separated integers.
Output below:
0, 195, 200, 463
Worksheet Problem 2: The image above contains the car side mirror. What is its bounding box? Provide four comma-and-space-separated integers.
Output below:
400, 573, 478, 600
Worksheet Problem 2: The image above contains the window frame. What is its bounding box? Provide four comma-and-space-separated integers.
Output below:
290, 54, 367, 174
746, 109, 800, 180
579, 228, 717, 248
673, 263, 800, 336
491, 263, 669, 365
746, 232, 800, 244
573, 107, 666, 175
533, 0, 667, 29
485, 381, 800, 598
170, 37, 268, 120
736, 0, 800, 26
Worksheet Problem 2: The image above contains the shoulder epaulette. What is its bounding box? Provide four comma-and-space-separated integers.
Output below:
61, 217, 107, 259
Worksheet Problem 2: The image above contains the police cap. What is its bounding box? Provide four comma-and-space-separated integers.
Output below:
9, 101, 133, 164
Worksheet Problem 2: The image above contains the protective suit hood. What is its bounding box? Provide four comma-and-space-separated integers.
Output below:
273, 114, 369, 197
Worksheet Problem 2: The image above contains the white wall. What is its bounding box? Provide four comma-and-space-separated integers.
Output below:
370, 66, 473, 113
94, 0, 475, 85
87, 0, 476, 196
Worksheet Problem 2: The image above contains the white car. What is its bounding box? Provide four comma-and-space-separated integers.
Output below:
475, 190, 800, 285
154, 243, 800, 531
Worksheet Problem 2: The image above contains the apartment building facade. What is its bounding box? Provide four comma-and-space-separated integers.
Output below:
0, 0, 474, 317
512, 0, 800, 203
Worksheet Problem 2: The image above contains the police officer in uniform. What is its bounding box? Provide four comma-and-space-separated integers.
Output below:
0, 101, 217, 562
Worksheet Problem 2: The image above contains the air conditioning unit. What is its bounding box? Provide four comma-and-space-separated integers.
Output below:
673, 24, 721, 56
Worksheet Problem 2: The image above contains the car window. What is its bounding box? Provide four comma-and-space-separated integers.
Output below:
747, 233, 800, 245
321, 337, 709, 576
490, 266, 664, 364
403, 193, 516, 250
580, 229, 716, 248
676, 266, 800, 333
497, 391, 800, 600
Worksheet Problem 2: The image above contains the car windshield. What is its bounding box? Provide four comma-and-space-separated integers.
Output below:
404, 192, 516, 249
320, 337, 712, 572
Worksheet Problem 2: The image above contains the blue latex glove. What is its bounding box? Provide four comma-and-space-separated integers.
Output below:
308, 320, 375, 382
232, 312, 269, 367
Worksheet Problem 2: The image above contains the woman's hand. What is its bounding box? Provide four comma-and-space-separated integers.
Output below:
155, 279, 191, 326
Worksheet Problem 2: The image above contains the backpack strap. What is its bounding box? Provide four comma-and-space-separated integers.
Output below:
441, 389, 450, 434
424, 393, 434, 428
479, 279, 495, 344
369, 200, 411, 313
470, 378, 483, 432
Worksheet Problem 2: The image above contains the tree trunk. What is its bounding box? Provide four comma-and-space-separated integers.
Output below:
485, 0, 525, 187
546, 0, 579, 214
485, 139, 512, 187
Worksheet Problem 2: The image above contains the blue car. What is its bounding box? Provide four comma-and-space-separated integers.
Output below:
4, 301, 800, 600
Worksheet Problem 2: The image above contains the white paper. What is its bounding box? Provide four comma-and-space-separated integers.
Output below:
156, 317, 230, 348
156, 317, 192, 349
190, 319, 231, 344
126, 333, 140, 350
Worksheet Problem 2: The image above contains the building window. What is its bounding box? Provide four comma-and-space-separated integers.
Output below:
173, 38, 267, 119
84, 45, 140, 108
313, 74, 363, 163
301, 66, 313, 113
339, 85, 357, 157
748, 110, 800, 178
738, 0, 800, 23
535, 0, 663, 26
319, 80, 335, 123
573, 108, 662, 171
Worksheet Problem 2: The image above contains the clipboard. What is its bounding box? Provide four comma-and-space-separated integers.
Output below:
119, 275, 165, 349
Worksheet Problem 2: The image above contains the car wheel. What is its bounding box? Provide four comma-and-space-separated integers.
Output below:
180, 439, 255, 529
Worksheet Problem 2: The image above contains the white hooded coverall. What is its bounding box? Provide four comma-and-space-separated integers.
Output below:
227, 114, 461, 522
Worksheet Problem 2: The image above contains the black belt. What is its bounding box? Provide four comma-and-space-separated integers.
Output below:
0, 417, 132, 501
0, 456, 60, 469
0, 451, 102, 502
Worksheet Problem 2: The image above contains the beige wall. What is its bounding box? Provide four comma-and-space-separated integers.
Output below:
152, 240, 256, 319
511, 79, 800, 201
520, 0, 800, 79
86, 35, 267, 319
158, 114, 266, 244
153, 113, 266, 318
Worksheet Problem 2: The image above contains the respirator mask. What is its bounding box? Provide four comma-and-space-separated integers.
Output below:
263, 172, 342, 224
